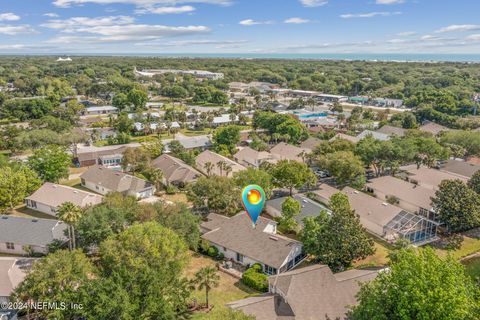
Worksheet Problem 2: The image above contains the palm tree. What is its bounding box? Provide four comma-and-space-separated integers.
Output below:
57, 202, 83, 250
216, 160, 227, 176
148, 167, 164, 191
192, 267, 220, 309
204, 161, 214, 176
224, 164, 233, 177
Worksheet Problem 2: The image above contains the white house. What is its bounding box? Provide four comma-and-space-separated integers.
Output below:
82, 106, 118, 116
0, 216, 68, 255
201, 212, 305, 275
80, 165, 155, 199
25, 183, 103, 216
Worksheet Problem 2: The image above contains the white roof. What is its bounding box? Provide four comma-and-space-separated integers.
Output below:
86, 105, 118, 112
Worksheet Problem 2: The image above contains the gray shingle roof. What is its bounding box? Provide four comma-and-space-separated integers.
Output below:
151, 154, 202, 184
229, 264, 378, 320
26, 183, 103, 208
201, 212, 301, 269
266, 195, 329, 226
440, 160, 480, 178
195, 150, 246, 176
80, 165, 153, 194
376, 125, 406, 137
0, 215, 67, 247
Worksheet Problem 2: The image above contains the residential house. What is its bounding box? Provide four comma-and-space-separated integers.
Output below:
228, 264, 379, 320
212, 114, 238, 127
329, 133, 359, 144
82, 105, 118, 116
419, 121, 450, 136
342, 187, 437, 243
366, 176, 437, 221
311, 183, 343, 204
299, 137, 322, 152
266, 194, 329, 227
399, 164, 468, 190
177, 136, 212, 150
26, 183, 103, 216
356, 130, 390, 141
196, 150, 246, 177
0, 216, 68, 255
375, 125, 406, 137
0, 257, 34, 309
201, 212, 305, 275
75, 143, 141, 167
269, 143, 309, 163
233, 147, 278, 168
151, 154, 202, 186
80, 166, 155, 199
439, 159, 480, 178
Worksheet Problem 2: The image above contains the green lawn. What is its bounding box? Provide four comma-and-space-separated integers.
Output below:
180, 128, 214, 137
186, 252, 259, 319
354, 236, 392, 268
9, 205, 56, 220
433, 235, 480, 260
463, 256, 480, 279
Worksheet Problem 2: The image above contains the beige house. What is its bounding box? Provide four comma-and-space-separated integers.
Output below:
25, 183, 103, 216
201, 212, 305, 275
419, 121, 451, 136
366, 176, 436, 221
0, 257, 34, 304
228, 264, 379, 320
399, 164, 468, 191
80, 166, 155, 199
196, 150, 246, 177
269, 142, 310, 163
233, 147, 278, 168
151, 154, 202, 186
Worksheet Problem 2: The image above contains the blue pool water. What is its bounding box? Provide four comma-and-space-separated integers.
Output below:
297, 112, 328, 119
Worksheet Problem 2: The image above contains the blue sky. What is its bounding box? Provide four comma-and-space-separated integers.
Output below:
0, 0, 480, 54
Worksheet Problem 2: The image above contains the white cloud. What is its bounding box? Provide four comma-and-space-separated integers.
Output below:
142, 5, 195, 14
284, 17, 310, 24
41, 16, 134, 32
52, 0, 231, 8
376, 0, 404, 4
47, 24, 209, 43
466, 34, 480, 42
0, 13, 21, 21
239, 19, 273, 26
0, 25, 36, 35
340, 11, 402, 18
299, 0, 327, 7
396, 31, 416, 36
136, 39, 247, 47
436, 24, 480, 33
44, 13, 60, 18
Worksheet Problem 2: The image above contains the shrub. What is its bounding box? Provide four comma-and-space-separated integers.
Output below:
242, 266, 268, 292
198, 239, 210, 253
165, 184, 177, 194
206, 245, 219, 258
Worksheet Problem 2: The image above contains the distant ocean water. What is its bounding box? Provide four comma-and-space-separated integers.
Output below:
90, 53, 480, 63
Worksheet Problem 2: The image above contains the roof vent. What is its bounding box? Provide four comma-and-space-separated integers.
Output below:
269, 236, 278, 241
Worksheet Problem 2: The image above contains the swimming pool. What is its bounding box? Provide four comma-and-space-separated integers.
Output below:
296, 112, 328, 119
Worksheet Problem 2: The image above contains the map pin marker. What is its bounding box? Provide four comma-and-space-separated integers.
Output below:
241, 185, 266, 228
